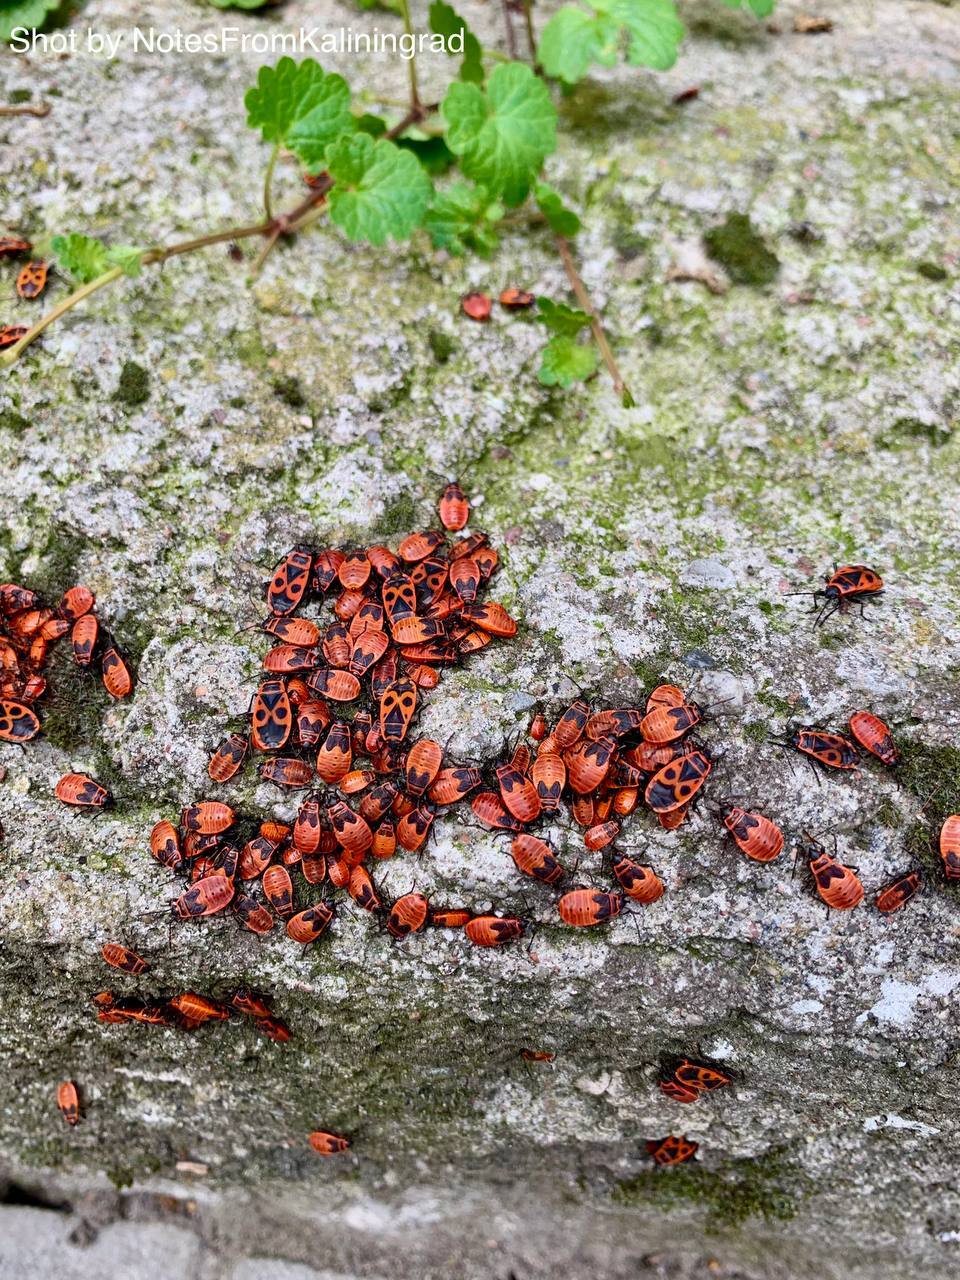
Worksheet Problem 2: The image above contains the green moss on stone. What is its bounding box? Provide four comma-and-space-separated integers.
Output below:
115, 360, 151, 408
0, 408, 32, 434
878, 417, 952, 449
40, 646, 108, 756
704, 213, 779, 286
613, 1146, 804, 1229
874, 797, 903, 830
379, 492, 419, 536
898, 740, 960, 894
271, 374, 307, 409
743, 718, 770, 744
755, 686, 796, 720
916, 261, 948, 281
428, 330, 456, 363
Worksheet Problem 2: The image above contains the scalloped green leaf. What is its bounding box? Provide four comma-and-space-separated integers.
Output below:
607, 0, 684, 69
535, 183, 581, 237
325, 133, 432, 245
1, 0, 60, 44
538, 7, 619, 84
245, 58, 353, 169
423, 182, 503, 256
442, 62, 557, 207
429, 0, 484, 83
536, 296, 591, 337
538, 0, 684, 83
538, 334, 599, 387
51, 234, 110, 284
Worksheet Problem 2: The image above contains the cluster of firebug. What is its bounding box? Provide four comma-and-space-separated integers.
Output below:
1, 579, 132, 752
144, 483, 527, 966
91, 984, 290, 1042
39, 533, 938, 1167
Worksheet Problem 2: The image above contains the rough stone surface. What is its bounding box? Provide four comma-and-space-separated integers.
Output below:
2, 1, 960, 1277
0, 1206, 201, 1279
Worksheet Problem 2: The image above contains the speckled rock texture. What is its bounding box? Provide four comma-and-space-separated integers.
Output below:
1, 1, 959, 1277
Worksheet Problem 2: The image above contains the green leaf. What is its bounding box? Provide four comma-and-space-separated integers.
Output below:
325, 133, 432, 245
51, 234, 110, 284
429, 0, 484, 83
720, 0, 775, 15
538, 335, 598, 387
209, 0, 273, 8
602, 0, 685, 69
245, 58, 353, 169
106, 245, 145, 278
536, 296, 591, 337
355, 113, 388, 137
442, 62, 557, 207
538, 0, 684, 83
51, 234, 146, 282
535, 182, 581, 237
1, 0, 60, 43
423, 183, 503, 256
538, 8, 619, 84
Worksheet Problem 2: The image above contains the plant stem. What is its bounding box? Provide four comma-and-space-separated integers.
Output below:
397, 0, 422, 110
0, 101, 51, 118
501, 0, 519, 59
143, 220, 272, 266
522, 0, 538, 64
555, 235, 633, 405
385, 102, 436, 138
262, 143, 279, 222
0, 266, 123, 367
249, 224, 285, 278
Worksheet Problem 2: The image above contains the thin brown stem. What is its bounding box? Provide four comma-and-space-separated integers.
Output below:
262, 143, 279, 222
501, 0, 519, 59
143, 221, 271, 266
250, 224, 286, 278
397, 0, 422, 110
555, 235, 633, 405
0, 101, 51, 117
522, 0, 538, 64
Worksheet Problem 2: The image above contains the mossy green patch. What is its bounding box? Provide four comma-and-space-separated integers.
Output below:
755, 685, 797, 720
10, 522, 86, 603
704, 213, 779, 286
428, 329, 456, 363
916, 261, 948, 282
743, 718, 769, 744
874, 797, 903, 830
0, 407, 32, 434
899, 739, 960, 894
39, 645, 108, 757
271, 374, 307, 409
613, 1146, 805, 1229
877, 417, 952, 450
379, 491, 420, 537
115, 360, 151, 408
